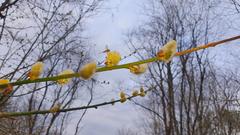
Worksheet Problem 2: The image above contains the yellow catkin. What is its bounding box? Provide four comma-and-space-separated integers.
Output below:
28, 62, 44, 80
105, 51, 121, 67
57, 69, 74, 85
139, 92, 146, 97
0, 79, 9, 90
129, 64, 148, 75
79, 61, 97, 79
120, 97, 127, 103
139, 87, 146, 97
120, 91, 125, 98
132, 90, 139, 97
157, 40, 177, 63
0, 79, 13, 95
119, 91, 127, 103
49, 103, 61, 113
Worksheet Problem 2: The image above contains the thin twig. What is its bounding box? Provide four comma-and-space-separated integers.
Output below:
0, 88, 153, 118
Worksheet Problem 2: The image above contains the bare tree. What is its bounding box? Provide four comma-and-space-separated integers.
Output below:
230, 0, 240, 13
117, 128, 139, 135
0, 0, 103, 134
127, 0, 240, 135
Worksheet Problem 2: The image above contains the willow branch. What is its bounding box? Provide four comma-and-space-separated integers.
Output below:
0, 35, 239, 88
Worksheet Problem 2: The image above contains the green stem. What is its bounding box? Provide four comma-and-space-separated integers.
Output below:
1, 34, 240, 88
0, 57, 158, 88
96, 57, 157, 72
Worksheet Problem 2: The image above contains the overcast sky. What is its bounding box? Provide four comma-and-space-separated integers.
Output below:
58, 0, 240, 134
71, 0, 147, 135
0, 0, 239, 134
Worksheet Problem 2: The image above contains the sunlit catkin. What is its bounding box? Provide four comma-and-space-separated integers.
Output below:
157, 40, 177, 63
119, 91, 127, 103
28, 62, 44, 80
79, 61, 97, 79
129, 64, 148, 75
105, 51, 121, 67
57, 69, 74, 85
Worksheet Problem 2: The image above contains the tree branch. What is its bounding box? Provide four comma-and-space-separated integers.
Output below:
0, 88, 154, 118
